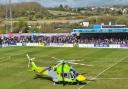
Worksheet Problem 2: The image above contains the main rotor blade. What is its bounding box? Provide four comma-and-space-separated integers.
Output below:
31, 58, 35, 61
26, 54, 30, 60
51, 57, 60, 60
28, 61, 30, 68
51, 57, 93, 66
68, 62, 93, 67
26, 54, 33, 68
68, 60, 81, 62
26, 54, 30, 68
51, 57, 65, 64
51, 57, 81, 62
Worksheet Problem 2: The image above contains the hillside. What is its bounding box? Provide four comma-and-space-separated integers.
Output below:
0, 2, 53, 20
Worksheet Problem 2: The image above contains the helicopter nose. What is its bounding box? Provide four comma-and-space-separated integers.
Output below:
76, 75, 87, 81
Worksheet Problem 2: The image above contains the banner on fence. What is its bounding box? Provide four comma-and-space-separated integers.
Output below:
120, 44, 128, 48
78, 44, 94, 48
94, 43, 109, 48
46, 43, 73, 47
79, 44, 121, 48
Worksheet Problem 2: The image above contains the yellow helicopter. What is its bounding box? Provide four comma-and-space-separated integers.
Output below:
26, 54, 93, 85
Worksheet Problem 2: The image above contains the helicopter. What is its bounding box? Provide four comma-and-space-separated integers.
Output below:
26, 54, 93, 85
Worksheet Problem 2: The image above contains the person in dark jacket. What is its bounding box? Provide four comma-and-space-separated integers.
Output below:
0, 37, 2, 47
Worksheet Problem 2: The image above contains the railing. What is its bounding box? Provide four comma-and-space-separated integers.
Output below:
1, 43, 128, 48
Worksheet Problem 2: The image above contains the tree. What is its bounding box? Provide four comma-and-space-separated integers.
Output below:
13, 20, 28, 33
58, 4, 65, 11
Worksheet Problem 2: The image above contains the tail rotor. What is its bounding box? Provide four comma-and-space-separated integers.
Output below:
26, 54, 35, 68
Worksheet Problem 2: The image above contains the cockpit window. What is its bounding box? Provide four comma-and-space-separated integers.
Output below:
61, 73, 68, 78
70, 69, 79, 78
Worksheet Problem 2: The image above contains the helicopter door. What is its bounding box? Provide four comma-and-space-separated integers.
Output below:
61, 73, 68, 78
48, 69, 59, 82
63, 73, 74, 79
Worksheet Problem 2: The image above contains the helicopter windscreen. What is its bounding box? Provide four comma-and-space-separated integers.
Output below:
70, 68, 79, 78
60, 69, 78, 79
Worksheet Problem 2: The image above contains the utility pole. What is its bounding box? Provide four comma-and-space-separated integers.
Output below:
5, 0, 13, 33
9, 0, 13, 32
5, 0, 8, 33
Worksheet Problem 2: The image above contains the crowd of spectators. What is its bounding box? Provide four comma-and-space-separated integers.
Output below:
0, 34, 128, 45
78, 38, 128, 44
0, 35, 76, 45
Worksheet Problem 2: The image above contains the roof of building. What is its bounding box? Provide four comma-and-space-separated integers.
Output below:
72, 24, 128, 33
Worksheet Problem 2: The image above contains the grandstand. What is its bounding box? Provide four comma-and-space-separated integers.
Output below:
0, 24, 128, 48
72, 24, 128, 33
72, 24, 128, 38
71, 24, 128, 48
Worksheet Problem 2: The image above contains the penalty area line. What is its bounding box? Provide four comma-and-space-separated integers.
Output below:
0, 56, 11, 63
78, 56, 128, 89
97, 78, 128, 80
0, 56, 10, 59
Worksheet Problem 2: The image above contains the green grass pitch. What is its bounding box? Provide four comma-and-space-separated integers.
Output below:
0, 47, 128, 89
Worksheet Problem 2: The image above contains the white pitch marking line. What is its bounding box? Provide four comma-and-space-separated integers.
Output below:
51, 57, 59, 60
97, 78, 128, 80
79, 57, 118, 60
94, 56, 128, 78
0, 56, 11, 63
0, 57, 6, 59
78, 56, 128, 89
89, 61, 128, 63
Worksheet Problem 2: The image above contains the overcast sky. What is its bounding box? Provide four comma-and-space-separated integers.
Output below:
0, 0, 128, 7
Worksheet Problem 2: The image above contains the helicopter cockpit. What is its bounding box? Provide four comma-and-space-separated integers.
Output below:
61, 68, 79, 79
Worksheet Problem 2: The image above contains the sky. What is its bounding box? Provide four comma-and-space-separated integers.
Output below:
0, 0, 128, 7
